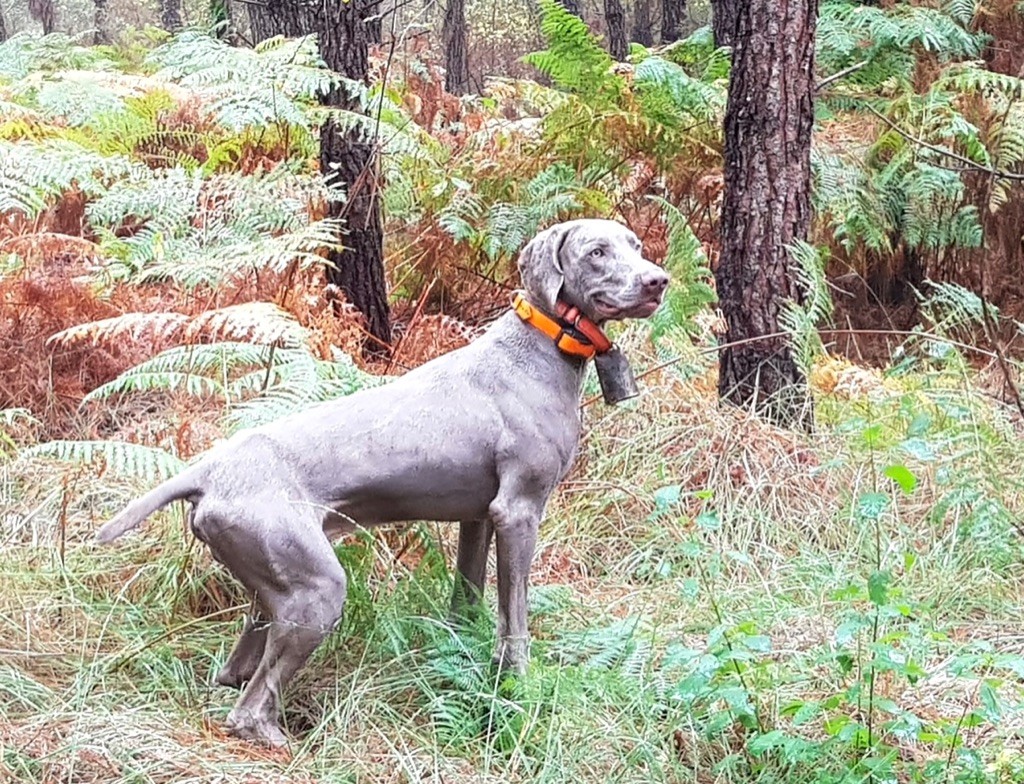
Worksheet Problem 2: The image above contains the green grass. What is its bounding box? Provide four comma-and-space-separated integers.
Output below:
2, 338, 1024, 783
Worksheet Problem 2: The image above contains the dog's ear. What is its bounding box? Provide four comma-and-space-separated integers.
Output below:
518, 223, 571, 314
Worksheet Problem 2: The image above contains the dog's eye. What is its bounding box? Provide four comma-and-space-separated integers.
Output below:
590, 247, 603, 258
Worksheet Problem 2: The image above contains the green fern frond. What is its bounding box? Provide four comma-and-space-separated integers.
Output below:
944, 0, 979, 26
87, 167, 338, 284
0, 138, 138, 218
524, 0, 624, 103
49, 311, 190, 349
20, 440, 185, 482
662, 25, 730, 81
186, 303, 309, 347
138, 218, 341, 287
648, 197, 716, 342
780, 242, 833, 377
919, 279, 992, 335
635, 56, 723, 125
80, 342, 275, 404
146, 31, 338, 133
33, 74, 128, 127
902, 163, 981, 250
0, 32, 117, 82
439, 163, 596, 261
85, 370, 225, 403
226, 346, 377, 431
547, 617, 644, 672
817, 1, 986, 93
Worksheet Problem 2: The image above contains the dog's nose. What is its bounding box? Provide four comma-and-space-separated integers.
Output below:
641, 269, 669, 295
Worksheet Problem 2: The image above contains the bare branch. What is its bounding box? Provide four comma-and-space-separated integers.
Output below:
867, 105, 1024, 182
815, 60, 869, 92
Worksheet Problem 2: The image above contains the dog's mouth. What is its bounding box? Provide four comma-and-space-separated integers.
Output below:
593, 295, 663, 320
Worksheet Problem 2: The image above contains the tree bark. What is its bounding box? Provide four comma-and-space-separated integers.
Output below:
249, 0, 391, 349
604, 0, 628, 61
93, 0, 109, 44
28, 0, 56, 34
715, 0, 818, 430
443, 0, 470, 95
161, 0, 183, 32
711, 0, 739, 48
633, 0, 653, 47
559, 0, 581, 16
0, 4, 8, 43
661, 0, 686, 44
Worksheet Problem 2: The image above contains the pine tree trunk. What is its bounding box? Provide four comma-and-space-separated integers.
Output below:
661, 0, 686, 43
161, 0, 183, 31
250, 0, 391, 349
715, 0, 817, 430
604, 0, 628, 61
443, 0, 470, 95
633, 0, 653, 47
29, 0, 57, 34
711, 0, 739, 47
93, 0, 109, 44
559, 0, 581, 16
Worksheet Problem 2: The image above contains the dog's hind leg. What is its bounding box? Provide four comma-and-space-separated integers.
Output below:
216, 609, 269, 690
193, 502, 347, 746
449, 519, 493, 622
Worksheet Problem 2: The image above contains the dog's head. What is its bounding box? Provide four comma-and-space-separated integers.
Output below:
518, 219, 669, 324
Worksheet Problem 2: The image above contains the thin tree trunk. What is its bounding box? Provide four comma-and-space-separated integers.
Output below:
604, 0, 628, 61
633, 0, 653, 47
250, 0, 391, 349
715, 0, 818, 430
661, 0, 686, 44
0, 4, 8, 43
161, 0, 183, 31
93, 0, 109, 44
366, 0, 383, 43
559, 0, 581, 16
711, 0, 739, 48
443, 0, 470, 95
210, 0, 242, 43
28, 0, 56, 34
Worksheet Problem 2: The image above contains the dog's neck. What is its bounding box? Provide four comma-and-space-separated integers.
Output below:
491, 309, 590, 400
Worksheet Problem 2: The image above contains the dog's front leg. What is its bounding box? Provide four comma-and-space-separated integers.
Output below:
491, 496, 541, 673
449, 519, 494, 623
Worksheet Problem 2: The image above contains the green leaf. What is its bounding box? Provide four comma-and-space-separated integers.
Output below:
747, 730, 789, 756
907, 411, 932, 436
979, 682, 1003, 722
855, 492, 891, 522
868, 570, 892, 606
695, 511, 720, 531
884, 464, 918, 494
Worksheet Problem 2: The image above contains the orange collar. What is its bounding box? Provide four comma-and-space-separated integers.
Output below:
512, 292, 613, 360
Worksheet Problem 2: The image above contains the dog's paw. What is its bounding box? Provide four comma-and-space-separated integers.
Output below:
215, 663, 253, 691
225, 711, 288, 747
492, 636, 529, 675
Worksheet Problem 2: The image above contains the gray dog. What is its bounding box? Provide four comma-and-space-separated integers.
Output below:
97, 219, 669, 746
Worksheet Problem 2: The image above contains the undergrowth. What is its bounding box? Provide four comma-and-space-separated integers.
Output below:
3, 325, 1023, 783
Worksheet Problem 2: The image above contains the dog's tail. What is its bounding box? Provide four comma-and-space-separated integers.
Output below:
96, 467, 204, 544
